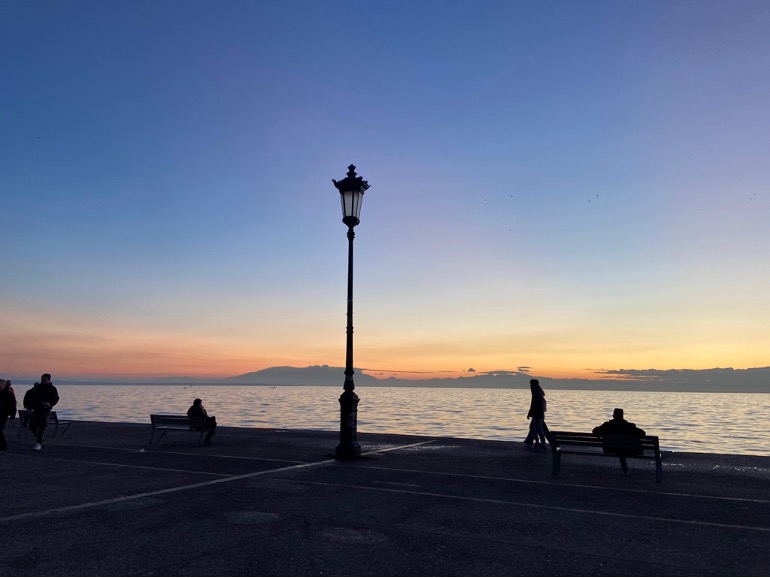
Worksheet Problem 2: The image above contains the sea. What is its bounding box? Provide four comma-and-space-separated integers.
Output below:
44, 385, 770, 456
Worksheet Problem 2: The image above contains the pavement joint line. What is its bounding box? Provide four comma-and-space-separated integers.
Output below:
361, 439, 436, 455
266, 478, 770, 533
4, 440, 436, 477
42, 443, 308, 464
0, 460, 332, 524
40, 441, 433, 462
0, 439, 434, 524
11, 454, 233, 477
352, 464, 770, 505
142, 450, 306, 463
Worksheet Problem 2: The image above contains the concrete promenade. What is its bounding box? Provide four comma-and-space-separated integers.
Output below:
1, 421, 769, 576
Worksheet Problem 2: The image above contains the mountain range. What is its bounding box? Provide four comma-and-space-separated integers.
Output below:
53, 365, 770, 392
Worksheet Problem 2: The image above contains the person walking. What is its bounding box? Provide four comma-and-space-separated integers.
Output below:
23, 373, 59, 451
187, 398, 217, 445
523, 378, 549, 450
0, 379, 18, 453
592, 408, 646, 475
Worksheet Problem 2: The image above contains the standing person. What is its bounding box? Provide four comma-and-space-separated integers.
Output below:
523, 379, 548, 450
23, 373, 59, 451
187, 398, 217, 445
592, 408, 646, 475
0, 379, 18, 453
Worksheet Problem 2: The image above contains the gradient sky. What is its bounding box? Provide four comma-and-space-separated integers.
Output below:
2, 1, 769, 382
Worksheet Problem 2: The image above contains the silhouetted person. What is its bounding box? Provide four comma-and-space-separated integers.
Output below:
0, 379, 18, 453
592, 408, 646, 475
187, 398, 216, 445
23, 373, 59, 451
523, 379, 555, 450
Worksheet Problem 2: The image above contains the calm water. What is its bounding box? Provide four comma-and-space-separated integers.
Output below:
48, 385, 770, 456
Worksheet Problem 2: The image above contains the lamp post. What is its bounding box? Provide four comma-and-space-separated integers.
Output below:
332, 164, 370, 459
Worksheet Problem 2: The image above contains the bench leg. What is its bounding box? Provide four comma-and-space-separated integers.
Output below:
655, 458, 663, 484
552, 450, 562, 476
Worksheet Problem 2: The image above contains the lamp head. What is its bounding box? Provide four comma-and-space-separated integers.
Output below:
333, 164, 370, 227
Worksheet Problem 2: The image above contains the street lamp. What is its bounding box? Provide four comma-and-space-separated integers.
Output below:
332, 164, 370, 459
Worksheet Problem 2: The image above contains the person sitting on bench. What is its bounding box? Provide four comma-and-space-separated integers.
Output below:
187, 398, 217, 446
592, 408, 646, 475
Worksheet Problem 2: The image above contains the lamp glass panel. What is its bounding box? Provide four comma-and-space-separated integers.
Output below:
340, 190, 353, 219
351, 190, 363, 220
340, 189, 364, 220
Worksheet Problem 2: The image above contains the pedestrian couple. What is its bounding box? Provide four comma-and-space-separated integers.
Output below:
523, 378, 554, 450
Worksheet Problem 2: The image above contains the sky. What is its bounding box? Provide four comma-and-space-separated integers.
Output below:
1, 1, 769, 384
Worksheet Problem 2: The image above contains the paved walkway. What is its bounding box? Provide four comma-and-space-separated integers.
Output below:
1, 421, 769, 576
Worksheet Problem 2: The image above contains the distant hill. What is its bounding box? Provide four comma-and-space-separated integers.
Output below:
224, 365, 381, 386
47, 365, 770, 392
214, 365, 770, 392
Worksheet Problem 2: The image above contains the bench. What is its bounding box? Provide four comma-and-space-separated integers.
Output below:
17, 409, 72, 438
149, 414, 205, 446
550, 431, 663, 483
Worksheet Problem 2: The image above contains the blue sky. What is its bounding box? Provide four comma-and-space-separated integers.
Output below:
2, 1, 769, 382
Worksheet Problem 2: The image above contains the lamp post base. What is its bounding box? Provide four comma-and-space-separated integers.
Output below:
335, 442, 362, 459
335, 388, 361, 459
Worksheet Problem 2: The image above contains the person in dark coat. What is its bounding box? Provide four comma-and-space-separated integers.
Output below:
0, 379, 18, 453
592, 408, 646, 475
187, 398, 217, 445
523, 379, 555, 450
23, 373, 59, 451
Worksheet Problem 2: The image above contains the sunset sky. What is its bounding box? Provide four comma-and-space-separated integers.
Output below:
2, 1, 769, 383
